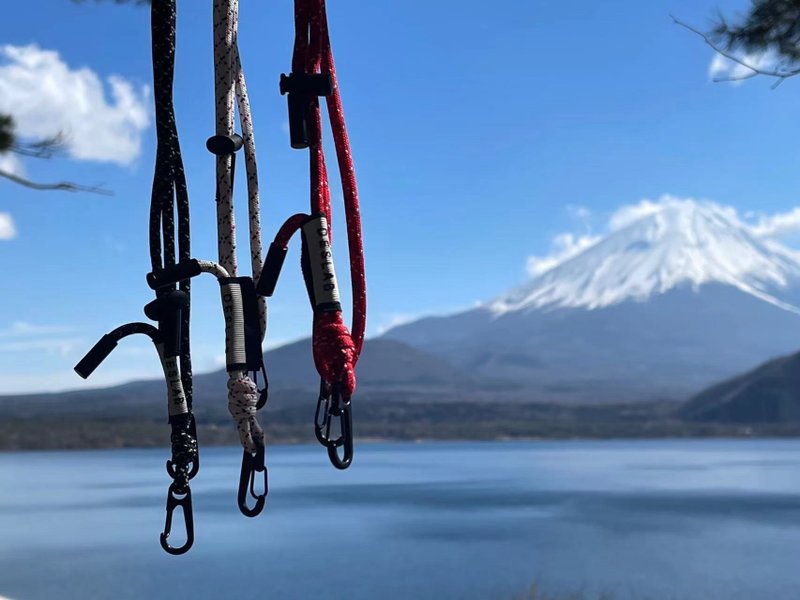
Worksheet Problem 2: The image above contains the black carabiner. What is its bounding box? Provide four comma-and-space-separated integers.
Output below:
326, 401, 353, 470
159, 482, 194, 555
315, 382, 354, 470
255, 364, 269, 410
238, 440, 268, 517
314, 381, 333, 446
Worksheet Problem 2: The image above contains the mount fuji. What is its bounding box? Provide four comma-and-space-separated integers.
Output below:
384, 198, 800, 402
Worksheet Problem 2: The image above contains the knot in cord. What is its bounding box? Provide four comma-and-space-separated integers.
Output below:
228, 374, 264, 453
313, 311, 357, 397
168, 412, 198, 492
170, 434, 197, 492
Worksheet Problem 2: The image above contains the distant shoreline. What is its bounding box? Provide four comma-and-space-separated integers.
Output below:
2, 433, 800, 454
1, 415, 798, 452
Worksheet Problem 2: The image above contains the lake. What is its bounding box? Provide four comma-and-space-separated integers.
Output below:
0, 440, 799, 599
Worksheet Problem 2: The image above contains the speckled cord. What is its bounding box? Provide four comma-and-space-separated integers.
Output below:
213, 0, 265, 452
150, 0, 197, 488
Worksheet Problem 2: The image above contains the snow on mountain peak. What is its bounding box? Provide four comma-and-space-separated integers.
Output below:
491, 197, 800, 314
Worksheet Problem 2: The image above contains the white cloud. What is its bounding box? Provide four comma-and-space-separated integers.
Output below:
526, 233, 601, 277
0, 151, 23, 176
708, 51, 776, 85
375, 313, 419, 335
0, 321, 74, 337
0, 212, 16, 240
0, 44, 150, 165
608, 195, 740, 232
566, 204, 592, 221
750, 207, 800, 238
0, 366, 162, 394
608, 198, 665, 231
0, 337, 82, 356
0, 322, 79, 354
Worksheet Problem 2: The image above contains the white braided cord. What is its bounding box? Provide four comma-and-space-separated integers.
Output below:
213, 0, 237, 276
213, 0, 265, 451
233, 42, 267, 342
197, 259, 229, 279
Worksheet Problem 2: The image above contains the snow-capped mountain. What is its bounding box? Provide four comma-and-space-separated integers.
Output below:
491, 199, 800, 315
384, 199, 800, 403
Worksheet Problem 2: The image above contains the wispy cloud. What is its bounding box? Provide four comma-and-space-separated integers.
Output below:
749, 207, 800, 238
0, 44, 150, 166
0, 321, 75, 338
0, 337, 83, 355
0, 212, 16, 240
0, 151, 23, 176
375, 313, 419, 335
0, 322, 80, 355
0, 365, 163, 395
708, 51, 777, 85
526, 233, 601, 277
608, 198, 665, 231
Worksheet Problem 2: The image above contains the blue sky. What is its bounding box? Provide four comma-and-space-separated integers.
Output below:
1, 0, 800, 392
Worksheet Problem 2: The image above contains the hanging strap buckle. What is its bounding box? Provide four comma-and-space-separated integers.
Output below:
159, 481, 194, 556
314, 381, 353, 470
279, 72, 333, 149
238, 439, 268, 517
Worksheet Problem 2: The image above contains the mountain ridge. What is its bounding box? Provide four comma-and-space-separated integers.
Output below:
384, 199, 800, 402
682, 350, 800, 423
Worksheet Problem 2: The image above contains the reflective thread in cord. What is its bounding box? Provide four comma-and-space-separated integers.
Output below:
257, 0, 366, 470
74, 0, 198, 556
209, 0, 269, 516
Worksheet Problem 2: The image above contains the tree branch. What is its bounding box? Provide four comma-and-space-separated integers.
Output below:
0, 169, 112, 195
671, 14, 800, 88
10, 133, 66, 159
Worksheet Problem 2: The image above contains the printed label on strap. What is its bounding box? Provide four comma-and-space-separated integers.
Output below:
156, 343, 189, 417
220, 280, 247, 370
302, 216, 341, 311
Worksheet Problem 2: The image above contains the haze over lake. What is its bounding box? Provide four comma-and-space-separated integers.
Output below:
1, 440, 798, 600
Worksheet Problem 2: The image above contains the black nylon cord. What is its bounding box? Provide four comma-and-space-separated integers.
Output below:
150, 0, 193, 405
150, 0, 196, 493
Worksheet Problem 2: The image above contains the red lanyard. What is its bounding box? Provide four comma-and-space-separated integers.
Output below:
258, 0, 365, 468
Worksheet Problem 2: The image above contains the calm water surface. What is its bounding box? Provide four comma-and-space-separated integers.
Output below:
0, 440, 799, 599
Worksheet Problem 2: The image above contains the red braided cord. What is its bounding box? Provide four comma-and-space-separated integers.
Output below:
274, 213, 309, 248
318, 3, 366, 358
291, 0, 309, 74
291, 0, 366, 396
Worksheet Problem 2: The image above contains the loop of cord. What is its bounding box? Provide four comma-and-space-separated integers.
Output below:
213, 0, 266, 448
292, 0, 366, 394
150, 0, 196, 468
151, 0, 194, 406
228, 375, 264, 454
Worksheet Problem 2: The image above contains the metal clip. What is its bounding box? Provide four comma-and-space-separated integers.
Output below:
238, 440, 268, 517
314, 381, 354, 470
159, 482, 194, 555
255, 364, 269, 410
